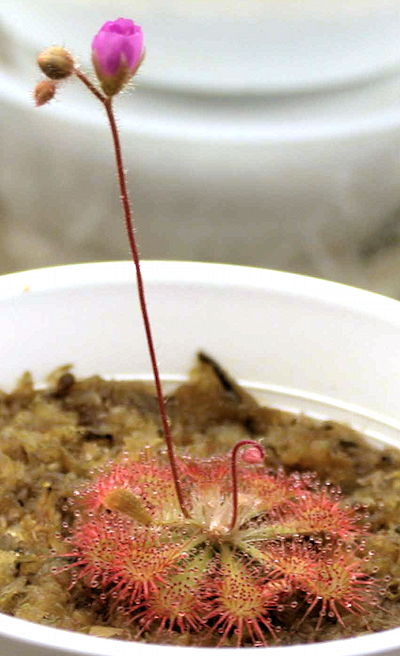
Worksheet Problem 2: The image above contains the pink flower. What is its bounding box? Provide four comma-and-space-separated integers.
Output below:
92, 18, 144, 96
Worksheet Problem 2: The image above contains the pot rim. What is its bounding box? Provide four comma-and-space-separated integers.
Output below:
2, 260, 400, 322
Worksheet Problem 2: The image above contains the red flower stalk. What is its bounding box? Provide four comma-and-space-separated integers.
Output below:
35, 17, 188, 520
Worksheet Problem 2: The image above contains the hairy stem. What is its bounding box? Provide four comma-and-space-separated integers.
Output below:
74, 70, 189, 519
74, 68, 106, 103
230, 440, 264, 531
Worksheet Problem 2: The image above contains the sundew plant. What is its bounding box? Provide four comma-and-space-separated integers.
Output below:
35, 19, 380, 647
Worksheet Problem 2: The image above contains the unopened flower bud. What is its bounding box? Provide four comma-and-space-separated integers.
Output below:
37, 46, 74, 80
33, 79, 57, 106
92, 18, 144, 96
242, 446, 264, 464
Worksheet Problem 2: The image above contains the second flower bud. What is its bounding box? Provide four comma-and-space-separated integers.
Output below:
37, 46, 74, 80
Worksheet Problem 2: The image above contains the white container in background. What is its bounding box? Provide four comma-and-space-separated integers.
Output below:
1, 0, 400, 93
0, 260, 400, 655
2, 50, 400, 294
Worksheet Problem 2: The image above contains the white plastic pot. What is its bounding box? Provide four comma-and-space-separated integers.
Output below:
0, 260, 399, 655
1, 0, 400, 93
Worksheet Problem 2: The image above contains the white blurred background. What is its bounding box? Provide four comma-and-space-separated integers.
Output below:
1, 0, 400, 296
